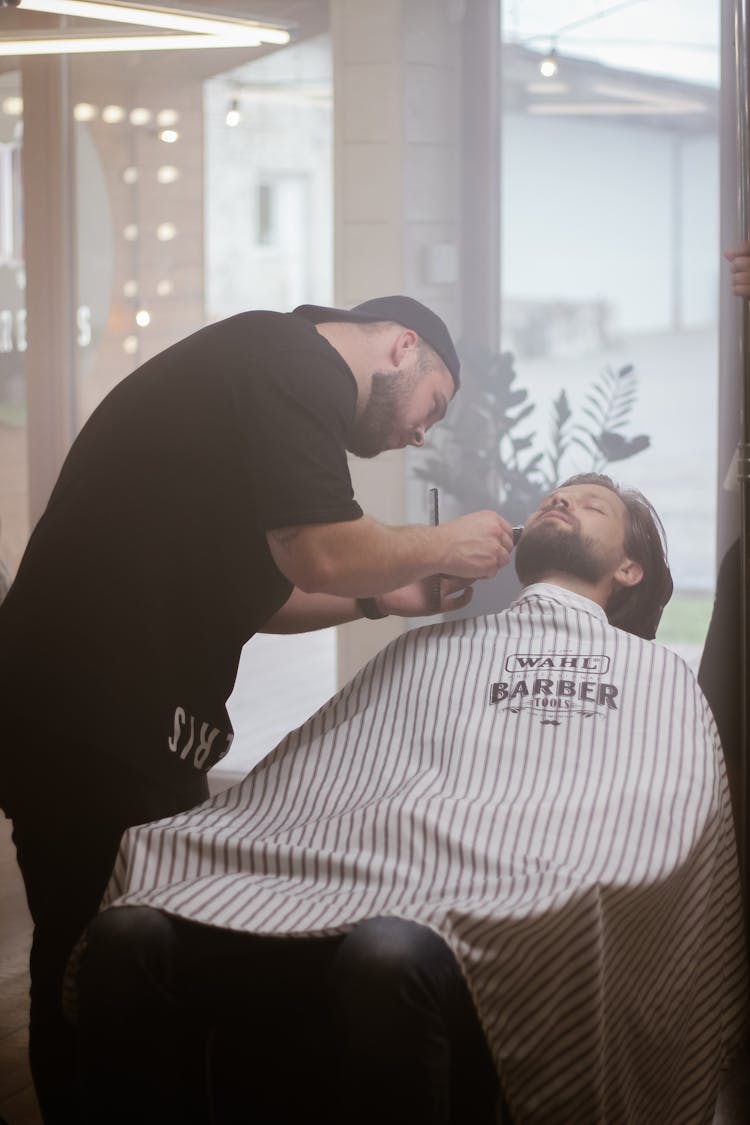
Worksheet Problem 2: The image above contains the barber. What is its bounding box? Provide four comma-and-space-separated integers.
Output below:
0, 294, 513, 1123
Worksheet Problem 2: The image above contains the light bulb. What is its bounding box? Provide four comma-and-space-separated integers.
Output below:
73, 102, 97, 121
225, 98, 240, 127
540, 49, 558, 79
156, 165, 180, 184
156, 108, 179, 127
102, 104, 126, 124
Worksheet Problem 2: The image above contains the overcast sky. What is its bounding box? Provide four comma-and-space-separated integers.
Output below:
502, 0, 721, 87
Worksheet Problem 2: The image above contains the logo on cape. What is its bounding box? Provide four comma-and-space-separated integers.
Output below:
489, 652, 618, 726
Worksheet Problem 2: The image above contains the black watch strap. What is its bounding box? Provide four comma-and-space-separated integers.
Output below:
356, 596, 388, 620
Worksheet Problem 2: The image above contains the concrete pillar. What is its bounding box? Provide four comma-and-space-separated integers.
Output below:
460, 0, 501, 352
330, 0, 464, 684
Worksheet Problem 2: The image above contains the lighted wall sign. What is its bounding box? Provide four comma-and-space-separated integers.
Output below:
0, 140, 23, 266
0, 305, 91, 353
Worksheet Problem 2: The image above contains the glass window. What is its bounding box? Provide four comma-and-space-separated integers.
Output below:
498, 0, 719, 665
0, 69, 27, 581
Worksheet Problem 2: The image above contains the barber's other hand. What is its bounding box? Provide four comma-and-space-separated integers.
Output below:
725, 239, 750, 297
377, 577, 474, 618
439, 510, 514, 580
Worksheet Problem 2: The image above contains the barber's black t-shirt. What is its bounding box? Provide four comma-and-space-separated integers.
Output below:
0, 312, 362, 784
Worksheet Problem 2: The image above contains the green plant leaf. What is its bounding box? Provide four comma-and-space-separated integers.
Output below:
512, 434, 535, 452
595, 431, 650, 461
584, 385, 611, 412
571, 434, 597, 457
410, 345, 649, 534
553, 390, 572, 425
580, 406, 604, 428
509, 403, 535, 425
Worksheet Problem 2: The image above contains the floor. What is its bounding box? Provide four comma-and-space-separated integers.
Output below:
0, 813, 748, 1125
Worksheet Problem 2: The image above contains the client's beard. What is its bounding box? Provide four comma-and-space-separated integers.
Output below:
514, 519, 609, 587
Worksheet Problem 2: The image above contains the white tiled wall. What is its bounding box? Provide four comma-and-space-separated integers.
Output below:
330, 0, 463, 683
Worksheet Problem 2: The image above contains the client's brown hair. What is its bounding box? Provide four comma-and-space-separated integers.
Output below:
558, 473, 673, 640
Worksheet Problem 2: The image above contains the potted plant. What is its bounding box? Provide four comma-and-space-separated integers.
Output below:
413, 343, 651, 616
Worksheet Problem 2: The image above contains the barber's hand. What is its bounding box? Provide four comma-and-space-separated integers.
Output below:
725, 240, 750, 297
439, 511, 514, 580
377, 576, 474, 618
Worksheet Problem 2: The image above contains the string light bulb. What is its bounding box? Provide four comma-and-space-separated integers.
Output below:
73, 101, 97, 121
156, 108, 179, 127
225, 98, 240, 127
540, 47, 558, 79
156, 165, 180, 184
102, 104, 125, 123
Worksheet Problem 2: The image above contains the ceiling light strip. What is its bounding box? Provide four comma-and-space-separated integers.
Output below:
0, 33, 271, 54
9, 0, 290, 44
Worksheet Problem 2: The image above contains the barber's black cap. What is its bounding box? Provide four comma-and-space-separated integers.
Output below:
293, 295, 460, 389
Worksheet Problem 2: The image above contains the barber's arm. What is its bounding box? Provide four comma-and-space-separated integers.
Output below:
261, 576, 475, 634
265, 510, 513, 598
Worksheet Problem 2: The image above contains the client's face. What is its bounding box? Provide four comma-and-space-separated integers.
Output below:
515, 484, 629, 587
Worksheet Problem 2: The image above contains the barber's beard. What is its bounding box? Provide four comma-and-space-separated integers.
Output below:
349, 369, 420, 459
514, 519, 609, 587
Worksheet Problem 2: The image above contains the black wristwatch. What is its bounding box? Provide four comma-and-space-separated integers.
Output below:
356, 596, 388, 620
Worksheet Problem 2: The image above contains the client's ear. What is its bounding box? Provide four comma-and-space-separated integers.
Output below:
613, 557, 643, 589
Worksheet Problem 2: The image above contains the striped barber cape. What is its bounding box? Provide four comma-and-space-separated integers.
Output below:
105, 583, 747, 1123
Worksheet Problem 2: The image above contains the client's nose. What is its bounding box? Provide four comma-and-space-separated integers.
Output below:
551, 494, 569, 509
